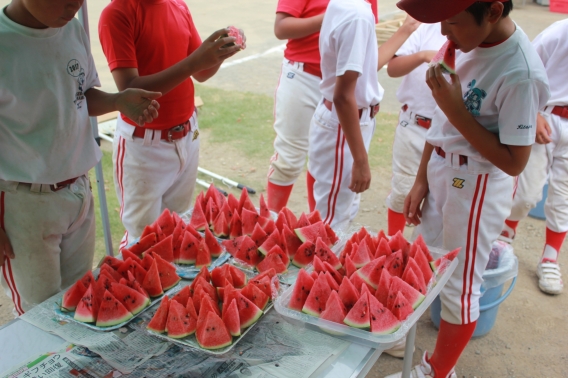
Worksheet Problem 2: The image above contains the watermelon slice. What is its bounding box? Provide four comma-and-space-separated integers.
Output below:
389, 291, 413, 321
178, 231, 199, 264
344, 292, 371, 329
262, 218, 276, 234
258, 193, 270, 218
142, 260, 164, 297
212, 212, 230, 238
258, 230, 284, 256
250, 223, 268, 247
289, 269, 315, 311
241, 282, 269, 310
375, 269, 392, 307
222, 298, 241, 337
296, 213, 310, 228
241, 208, 260, 236
323, 261, 343, 285
96, 290, 133, 327
323, 271, 340, 291
62, 279, 87, 311
386, 250, 404, 277
350, 272, 375, 296
146, 234, 174, 263
204, 227, 223, 258
430, 248, 461, 274
205, 197, 220, 226
140, 253, 154, 271
230, 211, 243, 238
256, 250, 288, 274
191, 276, 219, 303
388, 231, 409, 256
356, 255, 387, 289
430, 39, 456, 75
171, 285, 191, 307
140, 224, 156, 239
211, 265, 233, 288
275, 211, 288, 233
344, 255, 357, 278
307, 210, 322, 224
156, 209, 175, 236
280, 207, 297, 229
302, 273, 331, 317
291, 240, 316, 268
235, 292, 263, 329
222, 235, 246, 257
413, 234, 433, 262
122, 249, 142, 265
312, 255, 326, 274
295, 221, 332, 246
350, 241, 372, 268
195, 239, 212, 268
375, 238, 392, 258
324, 223, 339, 245
110, 282, 150, 315
389, 276, 425, 310
282, 224, 302, 257
147, 295, 170, 333
320, 291, 347, 324
74, 284, 97, 323
153, 253, 181, 290
234, 236, 262, 267
338, 276, 360, 311
414, 246, 434, 284
228, 265, 247, 288
314, 238, 341, 270
167, 299, 196, 338
227, 193, 239, 212
128, 234, 158, 257
368, 294, 401, 335
190, 201, 208, 231
118, 258, 147, 283
196, 310, 233, 349
402, 258, 427, 294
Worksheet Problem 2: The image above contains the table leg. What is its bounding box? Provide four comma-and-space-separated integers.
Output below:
401, 324, 417, 378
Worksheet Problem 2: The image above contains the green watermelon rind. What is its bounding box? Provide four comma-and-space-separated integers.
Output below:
370, 322, 401, 335
96, 312, 133, 328
343, 317, 370, 329
198, 338, 233, 350
240, 308, 263, 329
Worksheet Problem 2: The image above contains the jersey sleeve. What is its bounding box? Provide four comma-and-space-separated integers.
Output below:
186, 9, 202, 55
98, 5, 138, 71
496, 79, 549, 146
276, 0, 306, 17
332, 18, 375, 76
395, 24, 422, 57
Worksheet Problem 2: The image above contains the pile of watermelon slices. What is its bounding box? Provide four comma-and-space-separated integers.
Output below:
147, 266, 277, 350
124, 208, 224, 268
61, 252, 180, 327
221, 206, 339, 274
287, 228, 459, 333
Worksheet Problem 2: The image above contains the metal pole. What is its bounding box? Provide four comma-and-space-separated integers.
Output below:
401, 324, 417, 378
197, 167, 256, 194
79, 3, 114, 257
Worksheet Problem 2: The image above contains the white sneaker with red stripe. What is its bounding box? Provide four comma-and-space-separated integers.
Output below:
384, 352, 457, 378
537, 260, 563, 294
498, 226, 515, 244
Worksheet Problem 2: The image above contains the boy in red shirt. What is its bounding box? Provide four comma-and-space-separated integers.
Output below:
99, 0, 245, 249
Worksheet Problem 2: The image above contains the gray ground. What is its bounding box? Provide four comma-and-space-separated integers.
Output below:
0, 1, 567, 377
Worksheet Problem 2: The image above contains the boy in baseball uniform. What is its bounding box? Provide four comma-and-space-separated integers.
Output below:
391, 0, 550, 376
307, 0, 419, 229
386, 23, 446, 236
99, 0, 245, 250
0, 0, 161, 314
500, 19, 568, 295
267, 0, 379, 212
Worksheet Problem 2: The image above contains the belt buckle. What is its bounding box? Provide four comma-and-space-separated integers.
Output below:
167, 125, 186, 142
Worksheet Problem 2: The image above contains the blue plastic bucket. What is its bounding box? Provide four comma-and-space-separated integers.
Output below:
429, 277, 517, 337
528, 183, 548, 220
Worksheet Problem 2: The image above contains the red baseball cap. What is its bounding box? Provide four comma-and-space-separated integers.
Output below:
397, 0, 507, 23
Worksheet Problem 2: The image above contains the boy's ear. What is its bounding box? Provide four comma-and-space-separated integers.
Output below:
487, 2, 505, 24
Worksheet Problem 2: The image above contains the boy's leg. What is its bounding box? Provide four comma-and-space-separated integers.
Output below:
0, 177, 94, 314
267, 60, 321, 212
387, 108, 428, 236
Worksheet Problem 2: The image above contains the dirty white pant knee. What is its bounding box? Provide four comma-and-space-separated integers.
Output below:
0, 176, 95, 315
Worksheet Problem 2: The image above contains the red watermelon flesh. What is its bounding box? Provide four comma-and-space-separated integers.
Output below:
359, 282, 373, 298
325, 223, 339, 245
100, 264, 122, 283
110, 282, 150, 315
235, 292, 263, 329
191, 276, 219, 303
241, 208, 260, 236
256, 251, 288, 274
146, 234, 174, 263
368, 294, 401, 335
140, 224, 156, 240
310, 271, 319, 281
295, 221, 332, 246
390, 291, 414, 321
289, 269, 315, 311
275, 212, 288, 233
250, 223, 268, 247
402, 268, 427, 296
171, 285, 190, 307
389, 276, 425, 310
79, 270, 96, 288
403, 257, 427, 293
376, 238, 392, 259
307, 210, 322, 224
259, 193, 270, 218
190, 200, 208, 231
121, 258, 147, 283
357, 255, 386, 289
414, 246, 434, 284
344, 292, 370, 329
376, 230, 388, 244
302, 273, 331, 317
122, 249, 142, 265
94, 273, 115, 304
234, 236, 261, 267
205, 183, 223, 208
241, 283, 269, 310
295, 213, 310, 228
314, 238, 341, 270
192, 285, 206, 314
197, 310, 232, 350
323, 261, 343, 285
386, 250, 404, 277
266, 245, 290, 267
178, 231, 199, 264
357, 227, 370, 241
323, 271, 340, 291
281, 207, 298, 229
229, 265, 247, 288
375, 269, 392, 307
238, 187, 256, 213
408, 242, 419, 260
221, 283, 238, 313
156, 209, 175, 237
195, 266, 211, 284
211, 265, 233, 288
205, 197, 220, 226
152, 253, 181, 290
313, 255, 326, 274
167, 299, 196, 338
142, 260, 164, 297
350, 272, 375, 296
228, 26, 245, 48
431, 248, 461, 274
128, 234, 158, 257
250, 275, 273, 299
282, 224, 303, 257
213, 212, 230, 238
141, 253, 154, 271
252, 268, 278, 284
195, 239, 212, 268
388, 231, 408, 255
344, 255, 357, 278
226, 193, 239, 213
200, 293, 221, 317
186, 296, 198, 319
430, 39, 456, 74
363, 235, 377, 258
222, 235, 247, 257
414, 234, 433, 262
74, 284, 98, 323
218, 202, 233, 226
230, 211, 243, 238
338, 276, 360, 311
147, 295, 170, 333
350, 241, 372, 268
258, 230, 284, 256
204, 227, 223, 258
62, 279, 87, 311
291, 240, 316, 268
222, 298, 241, 337
320, 290, 347, 325
96, 290, 133, 327
339, 240, 353, 265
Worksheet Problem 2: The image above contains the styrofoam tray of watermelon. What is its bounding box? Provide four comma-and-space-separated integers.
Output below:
144, 264, 281, 355
274, 229, 459, 349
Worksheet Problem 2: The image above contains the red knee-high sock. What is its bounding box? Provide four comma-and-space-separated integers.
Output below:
306, 171, 316, 212
387, 209, 406, 236
543, 228, 567, 262
266, 181, 293, 213
504, 219, 519, 233
429, 320, 477, 377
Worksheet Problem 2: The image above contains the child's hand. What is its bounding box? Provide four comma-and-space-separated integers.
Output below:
0, 229, 14, 267
420, 50, 437, 64
191, 28, 244, 72
350, 158, 371, 194
426, 64, 468, 124
535, 113, 552, 144
115, 89, 161, 126
400, 14, 421, 34
403, 180, 428, 225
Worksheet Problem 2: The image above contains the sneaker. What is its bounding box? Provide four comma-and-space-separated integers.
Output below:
497, 229, 514, 244
384, 338, 413, 358
384, 352, 457, 378
537, 261, 563, 294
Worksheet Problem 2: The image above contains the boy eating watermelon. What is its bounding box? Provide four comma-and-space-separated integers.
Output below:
390, 0, 550, 377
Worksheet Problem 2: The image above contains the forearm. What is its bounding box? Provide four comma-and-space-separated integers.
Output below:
85, 88, 118, 116
387, 52, 427, 78
334, 94, 368, 164
377, 24, 416, 70
193, 62, 222, 83
274, 13, 323, 40
416, 142, 433, 185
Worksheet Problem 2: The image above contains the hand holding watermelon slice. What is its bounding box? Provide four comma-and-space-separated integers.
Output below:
429, 40, 456, 74
221, 26, 246, 50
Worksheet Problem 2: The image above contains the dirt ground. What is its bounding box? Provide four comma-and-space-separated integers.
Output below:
0, 0, 567, 377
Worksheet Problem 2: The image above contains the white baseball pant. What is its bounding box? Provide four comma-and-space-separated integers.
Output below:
308, 102, 376, 230
268, 59, 322, 185
414, 152, 514, 325
508, 113, 568, 233
0, 175, 95, 315
114, 113, 200, 249
387, 106, 430, 213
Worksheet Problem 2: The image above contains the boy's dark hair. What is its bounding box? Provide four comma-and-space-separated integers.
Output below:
466, 1, 513, 25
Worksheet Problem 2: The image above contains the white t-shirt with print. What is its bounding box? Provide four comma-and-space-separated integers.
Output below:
319, 0, 384, 110
0, 9, 101, 184
395, 23, 447, 118
532, 18, 568, 107
426, 27, 550, 161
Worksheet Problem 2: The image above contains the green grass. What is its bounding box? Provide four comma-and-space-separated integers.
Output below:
90, 85, 397, 263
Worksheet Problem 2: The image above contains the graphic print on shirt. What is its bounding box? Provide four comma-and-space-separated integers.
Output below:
463, 79, 487, 117
67, 59, 86, 109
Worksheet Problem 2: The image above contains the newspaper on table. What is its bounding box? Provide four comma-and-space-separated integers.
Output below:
17, 292, 349, 378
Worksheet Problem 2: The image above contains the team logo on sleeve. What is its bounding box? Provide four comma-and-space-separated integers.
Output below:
452, 178, 465, 189
67, 59, 86, 110
463, 80, 487, 117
